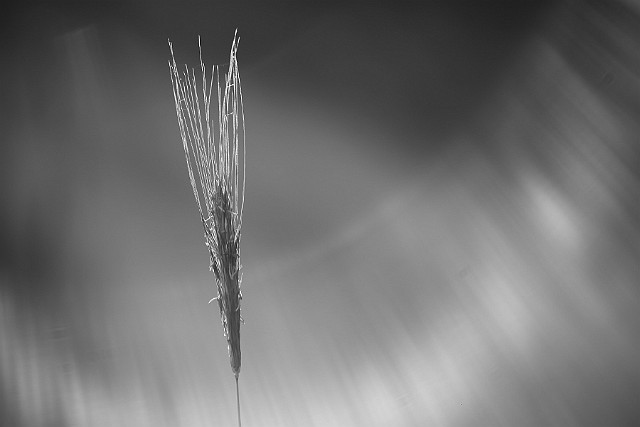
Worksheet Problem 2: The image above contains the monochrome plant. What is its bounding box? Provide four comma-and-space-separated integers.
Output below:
168, 31, 245, 426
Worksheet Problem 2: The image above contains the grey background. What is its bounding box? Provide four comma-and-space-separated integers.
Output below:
1, 1, 639, 426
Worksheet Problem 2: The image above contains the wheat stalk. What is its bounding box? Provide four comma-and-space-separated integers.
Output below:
168, 31, 245, 426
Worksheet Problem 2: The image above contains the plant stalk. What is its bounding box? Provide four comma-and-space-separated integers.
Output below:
236, 374, 242, 427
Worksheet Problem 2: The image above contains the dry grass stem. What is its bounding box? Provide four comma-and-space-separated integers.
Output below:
168, 31, 245, 379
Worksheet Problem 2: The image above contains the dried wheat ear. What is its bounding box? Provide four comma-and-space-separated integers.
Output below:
168, 31, 245, 379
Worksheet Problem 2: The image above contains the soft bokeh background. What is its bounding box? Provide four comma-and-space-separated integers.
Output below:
2, 1, 639, 426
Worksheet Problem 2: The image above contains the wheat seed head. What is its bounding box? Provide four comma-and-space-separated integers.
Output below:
168, 31, 245, 377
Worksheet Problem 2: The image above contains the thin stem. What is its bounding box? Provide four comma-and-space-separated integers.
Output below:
235, 374, 242, 427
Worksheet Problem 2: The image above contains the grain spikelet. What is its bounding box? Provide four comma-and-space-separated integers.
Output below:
168, 31, 245, 378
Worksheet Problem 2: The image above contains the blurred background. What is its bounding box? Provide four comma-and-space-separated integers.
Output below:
1, 1, 639, 426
